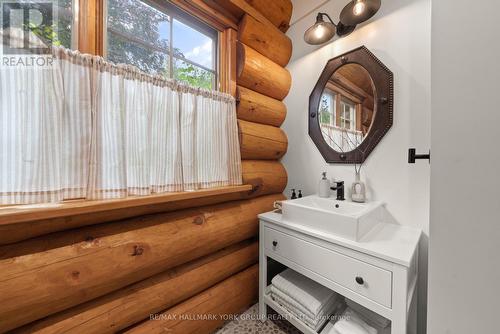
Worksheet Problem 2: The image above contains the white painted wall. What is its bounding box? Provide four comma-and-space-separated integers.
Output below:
427, 1, 500, 333
284, 1, 431, 332
290, 0, 329, 25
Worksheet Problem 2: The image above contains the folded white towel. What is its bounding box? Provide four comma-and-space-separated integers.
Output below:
346, 299, 390, 328
270, 284, 338, 322
271, 269, 337, 317
330, 308, 378, 334
270, 292, 320, 329
270, 290, 339, 330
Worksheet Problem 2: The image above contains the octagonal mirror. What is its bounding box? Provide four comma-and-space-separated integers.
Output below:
309, 46, 393, 163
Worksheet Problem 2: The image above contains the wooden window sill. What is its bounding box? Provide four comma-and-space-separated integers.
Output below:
0, 185, 252, 225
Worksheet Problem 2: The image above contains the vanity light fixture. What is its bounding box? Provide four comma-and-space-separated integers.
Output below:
340, 0, 381, 25
304, 13, 355, 44
304, 0, 381, 45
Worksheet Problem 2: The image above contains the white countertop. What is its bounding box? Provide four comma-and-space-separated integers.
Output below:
258, 210, 421, 267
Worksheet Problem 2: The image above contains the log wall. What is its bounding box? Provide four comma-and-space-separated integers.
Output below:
244, 0, 293, 32
2, 0, 292, 332
239, 119, 288, 160
235, 7, 292, 213
236, 86, 287, 127
125, 265, 259, 334
14, 241, 258, 334
237, 42, 291, 100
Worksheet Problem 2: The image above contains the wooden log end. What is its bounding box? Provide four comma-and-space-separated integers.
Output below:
236, 86, 287, 127
238, 14, 292, 67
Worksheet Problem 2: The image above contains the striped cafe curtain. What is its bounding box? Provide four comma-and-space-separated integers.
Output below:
0, 46, 241, 204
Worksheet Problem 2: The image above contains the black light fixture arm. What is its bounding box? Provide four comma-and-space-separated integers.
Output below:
317, 12, 336, 25
316, 12, 357, 37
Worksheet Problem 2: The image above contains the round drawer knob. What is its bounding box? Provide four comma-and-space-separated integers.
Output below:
355, 276, 364, 285
272, 241, 278, 247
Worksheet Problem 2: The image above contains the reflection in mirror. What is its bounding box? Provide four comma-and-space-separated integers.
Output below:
318, 64, 375, 152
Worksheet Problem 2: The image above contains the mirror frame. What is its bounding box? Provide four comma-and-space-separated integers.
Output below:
309, 46, 393, 163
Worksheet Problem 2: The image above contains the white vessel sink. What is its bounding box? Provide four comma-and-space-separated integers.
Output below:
281, 195, 385, 241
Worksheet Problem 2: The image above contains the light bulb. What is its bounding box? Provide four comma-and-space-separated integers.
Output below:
314, 24, 326, 38
353, 0, 366, 16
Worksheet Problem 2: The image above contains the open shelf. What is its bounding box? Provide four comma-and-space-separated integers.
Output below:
265, 294, 392, 334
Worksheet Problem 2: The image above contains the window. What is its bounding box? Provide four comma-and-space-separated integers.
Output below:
53, 0, 76, 48
20, 0, 76, 49
340, 98, 356, 131
319, 91, 336, 126
105, 0, 218, 90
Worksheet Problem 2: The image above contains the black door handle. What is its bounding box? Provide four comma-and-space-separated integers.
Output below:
408, 148, 430, 163
272, 241, 278, 247
355, 276, 364, 285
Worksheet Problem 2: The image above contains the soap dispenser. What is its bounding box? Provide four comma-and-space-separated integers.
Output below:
318, 172, 331, 198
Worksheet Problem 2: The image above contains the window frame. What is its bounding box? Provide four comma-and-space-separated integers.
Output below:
70, 0, 79, 50
102, 0, 219, 89
340, 98, 356, 131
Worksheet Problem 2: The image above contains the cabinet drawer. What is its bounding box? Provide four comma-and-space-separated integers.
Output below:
264, 226, 392, 308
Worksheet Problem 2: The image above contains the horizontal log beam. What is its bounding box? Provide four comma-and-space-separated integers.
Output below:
237, 42, 291, 101
236, 85, 287, 127
212, 0, 292, 32
239, 120, 288, 160
236, 86, 287, 127
0, 195, 281, 332
238, 14, 292, 67
242, 160, 287, 197
16, 240, 258, 334
124, 265, 259, 334
244, 0, 292, 32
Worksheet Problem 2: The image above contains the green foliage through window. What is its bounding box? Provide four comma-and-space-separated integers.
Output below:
106, 0, 217, 90
174, 61, 213, 90
28, 0, 73, 49
319, 95, 332, 125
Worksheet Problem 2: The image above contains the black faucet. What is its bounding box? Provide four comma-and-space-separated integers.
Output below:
330, 181, 345, 201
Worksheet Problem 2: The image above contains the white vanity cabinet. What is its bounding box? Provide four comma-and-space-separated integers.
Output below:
259, 211, 421, 334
